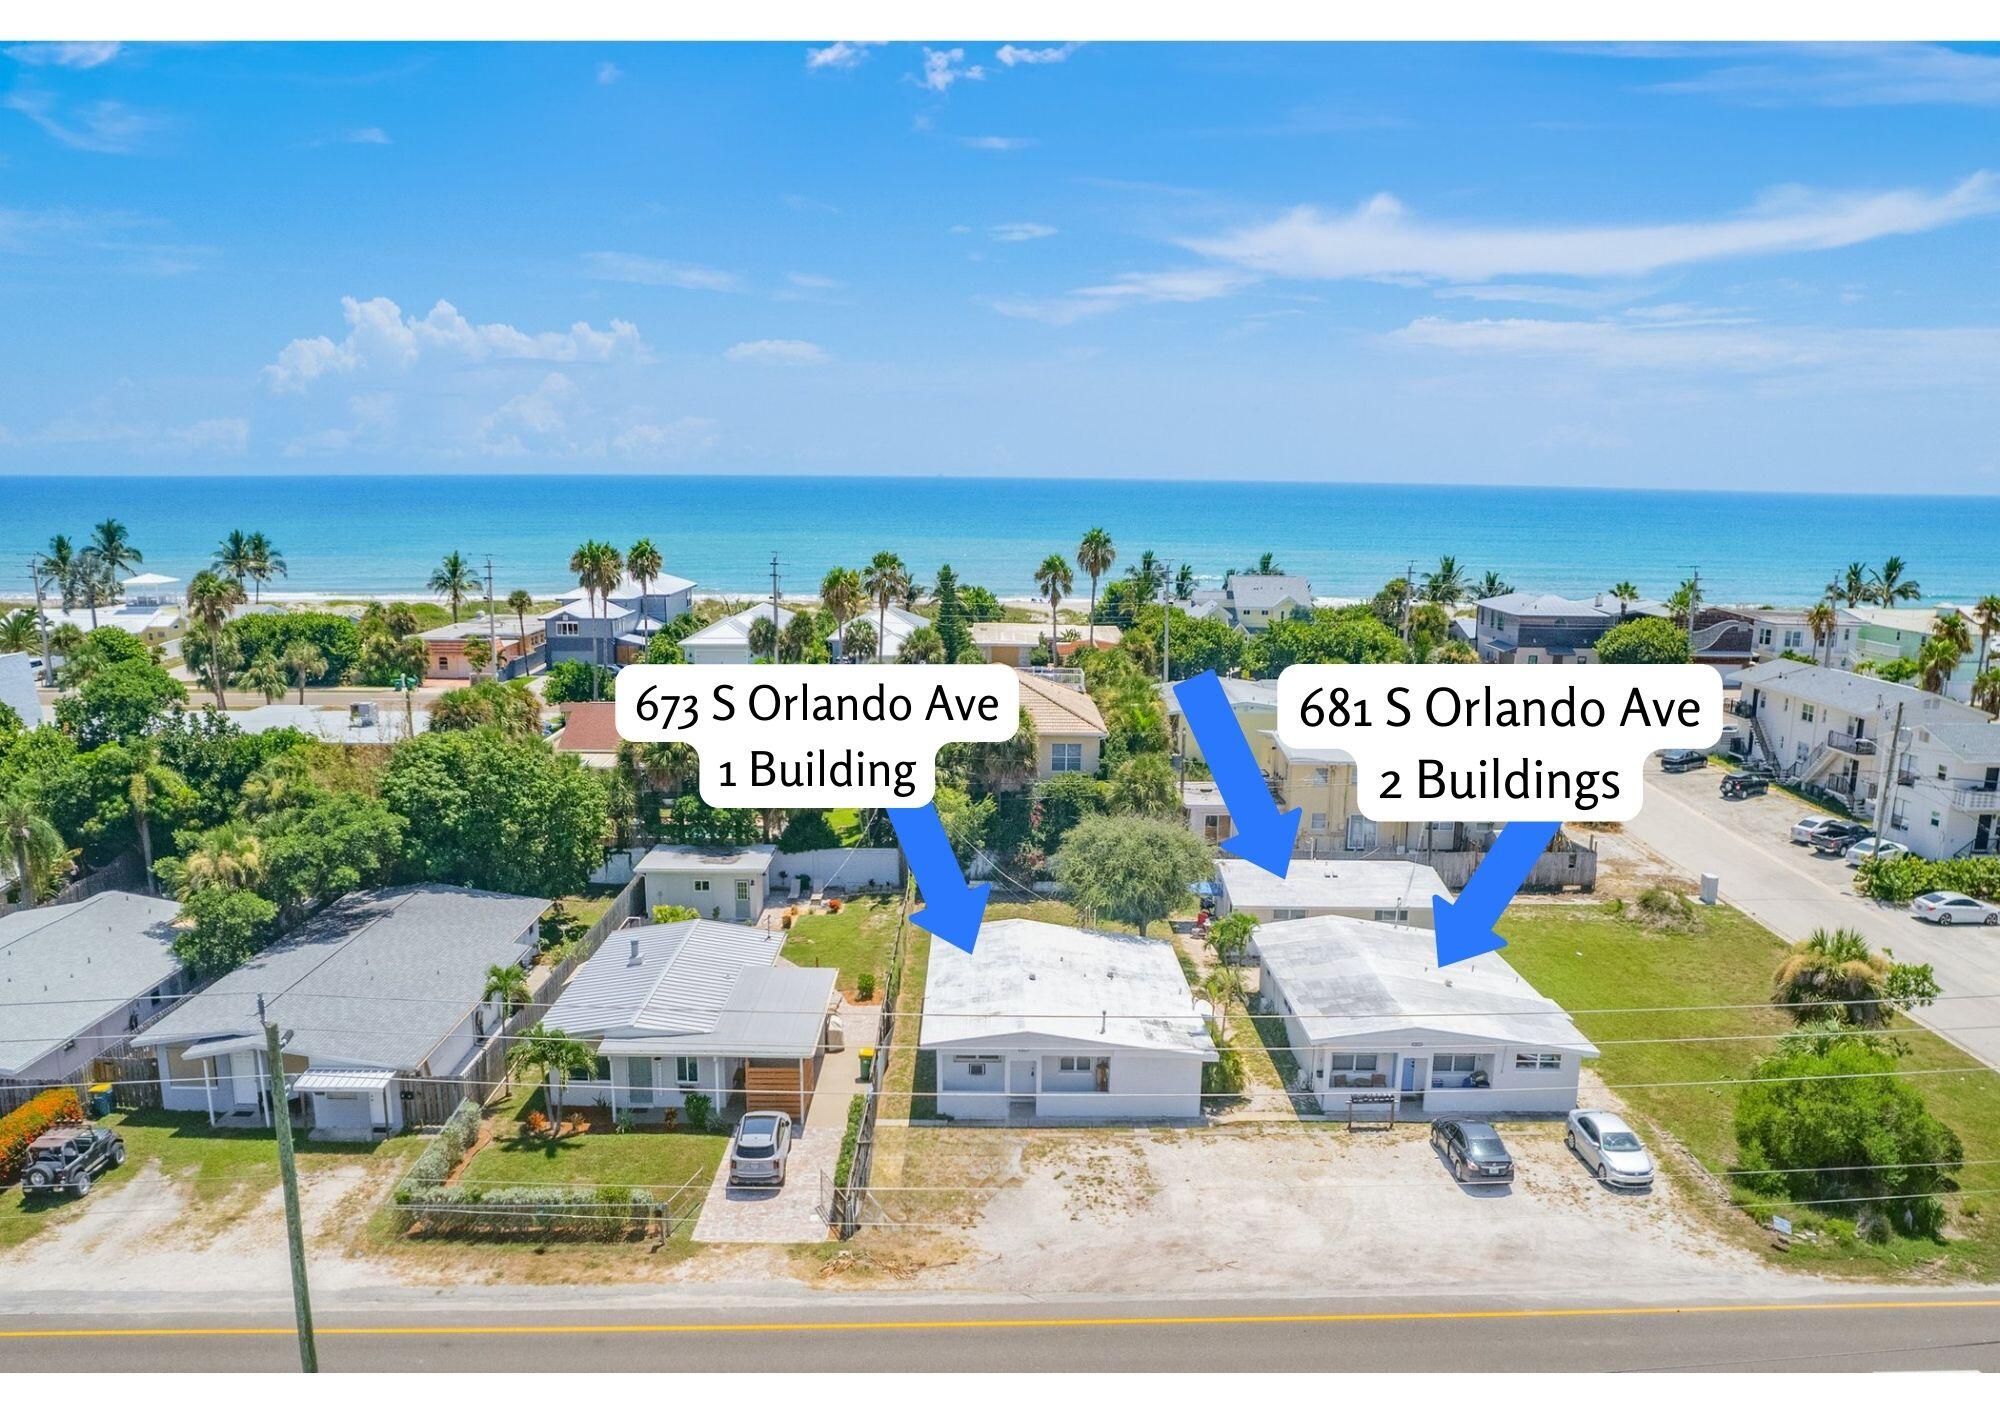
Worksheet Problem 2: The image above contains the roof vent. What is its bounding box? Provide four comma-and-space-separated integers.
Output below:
629, 935, 641, 964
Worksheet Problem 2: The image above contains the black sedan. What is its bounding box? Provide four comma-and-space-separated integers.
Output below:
1430, 1118, 1516, 1185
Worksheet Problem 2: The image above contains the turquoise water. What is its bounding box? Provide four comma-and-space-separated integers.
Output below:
2, 474, 1992, 604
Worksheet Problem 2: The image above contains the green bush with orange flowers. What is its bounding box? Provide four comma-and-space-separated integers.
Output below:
0, 1087, 85, 1182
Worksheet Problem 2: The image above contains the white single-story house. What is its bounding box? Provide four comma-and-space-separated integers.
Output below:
0, 892, 185, 1107
226, 701, 429, 744
634, 843, 777, 922
1253, 914, 1599, 1117
921, 918, 1217, 1121
543, 919, 838, 1121
138, 884, 548, 1138
681, 603, 794, 665
1215, 858, 1449, 932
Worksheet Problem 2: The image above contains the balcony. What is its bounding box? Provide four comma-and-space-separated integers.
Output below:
1953, 787, 2000, 812
1728, 699, 1758, 719
1827, 730, 1877, 756
1897, 766, 1917, 787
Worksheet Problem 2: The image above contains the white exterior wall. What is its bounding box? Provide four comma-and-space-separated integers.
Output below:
1890, 737, 2000, 859
773, 847, 902, 892
931, 1045, 1204, 1121
1037, 732, 1103, 780
640, 867, 769, 921
1230, 901, 1434, 930
6, 987, 179, 1089
681, 639, 753, 666
556, 1052, 732, 1112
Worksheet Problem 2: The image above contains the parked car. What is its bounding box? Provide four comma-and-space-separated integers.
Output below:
1658, 749, 1708, 773
1790, 815, 1836, 845
1720, 773, 1768, 800
1843, 837, 1910, 867
727, 1111, 794, 1187
20, 1125, 125, 1198
1808, 821, 1871, 855
1565, 1110, 1655, 1190
1430, 1118, 1515, 1185
1910, 892, 1999, 926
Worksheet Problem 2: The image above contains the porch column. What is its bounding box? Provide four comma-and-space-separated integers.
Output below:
798, 1059, 806, 1123
202, 1056, 214, 1124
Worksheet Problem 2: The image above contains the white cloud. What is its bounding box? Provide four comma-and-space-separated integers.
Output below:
595, 61, 623, 85
3, 89, 164, 154
264, 296, 646, 392
724, 339, 830, 366
1431, 283, 1635, 310
1187, 173, 2000, 284
343, 126, 391, 145
4, 42, 122, 69
785, 272, 843, 290
996, 43, 1080, 67
613, 417, 719, 459
582, 249, 740, 292
990, 268, 1257, 326
990, 222, 1057, 243
29, 412, 247, 456
959, 134, 1031, 151
917, 48, 984, 93
1649, 43, 2000, 107
807, 41, 880, 71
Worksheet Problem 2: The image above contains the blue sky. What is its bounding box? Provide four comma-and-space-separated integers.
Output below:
2, 40, 1997, 490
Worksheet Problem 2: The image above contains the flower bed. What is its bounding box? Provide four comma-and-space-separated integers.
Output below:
0, 1088, 84, 1183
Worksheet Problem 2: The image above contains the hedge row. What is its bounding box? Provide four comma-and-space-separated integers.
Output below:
1855, 855, 2000, 905
392, 1098, 481, 1198
1, 1088, 85, 1183
833, 1093, 865, 1189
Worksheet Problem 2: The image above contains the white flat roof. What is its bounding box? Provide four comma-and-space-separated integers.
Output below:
634, 844, 777, 875
1254, 914, 1599, 1055
920, 918, 1216, 1058
1218, 859, 1450, 913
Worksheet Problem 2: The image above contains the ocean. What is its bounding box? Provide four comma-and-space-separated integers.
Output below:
2, 474, 1993, 606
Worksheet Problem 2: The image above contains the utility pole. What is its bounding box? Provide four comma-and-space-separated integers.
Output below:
769, 553, 781, 661
1400, 559, 1416, 646
1160, 577, 1172, 686
483, 556, 500, 680
391, 672, 417, 738
1870, 700, 1906, 861
259, 995, 318, 1373
1687, 564, 1703, 634
27, 556, 54, 686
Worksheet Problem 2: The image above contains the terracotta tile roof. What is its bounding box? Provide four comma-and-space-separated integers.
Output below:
1013, 668, 1107, 738
554, 700, 622, 754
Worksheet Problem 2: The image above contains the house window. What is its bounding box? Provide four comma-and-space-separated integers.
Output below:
675, 1056, 699, 1086
735, 880, 751, 903
1057, 1056, 1090, 1072
1514, 1052, 1562, 1071
693, 879, 711, 892
1311, 768, 1330, 786
1800, 704, 1815, 723
1051, 742, 1084, 773
437, 656, 449, 671
1309, 812, 1328, 832
1327, 1053, 1380, 1073
1372, 908, 1409, 923
1431, 1053, 1483, 1087
1272, 907, 1307, 921
1345, 815, 1377, 850
554, 620, 580, 637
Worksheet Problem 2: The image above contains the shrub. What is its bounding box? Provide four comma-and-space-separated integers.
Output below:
1856, 855, 2000, 905
855, 970, 877, 1000
394, 1098, 481, 1198
650, 904, 699, 924
683, 1092, 714, 1132
833, 1093, 866, 1188
0, 1087, 85, 1182
1633, 886, 1699, 931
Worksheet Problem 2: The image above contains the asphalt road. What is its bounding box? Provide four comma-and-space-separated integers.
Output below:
5, 1294, 1998, 1371
1625, 762, 2000, 1071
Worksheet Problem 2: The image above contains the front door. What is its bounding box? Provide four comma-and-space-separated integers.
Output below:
628, 1057, 654, 1108
1400, 1057, 1421, 1094
229, 1053, 261, 1111
1978, 815, 1995, 854
1008, 1058, 1036, 1104
735, 879, 752, 920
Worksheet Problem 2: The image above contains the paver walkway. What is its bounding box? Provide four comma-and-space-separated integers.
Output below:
691, 1004, 879, 1243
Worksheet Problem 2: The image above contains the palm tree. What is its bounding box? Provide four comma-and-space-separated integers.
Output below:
1076, 528, 1117, 646
1173, 563, 1197, 600
626, 537, 662, 604
505, 1024, 596, 1132
1972, 594, 2000, 674
429, 551, 479, 623
73, 548, 111, 630
861, 552, 909, 664
1034, 553, 1073, 652
1252, 552, 1284, 575
1129, 550, 1167, 599
1609, 580, 1640, 616
506, 588, 535, 649
1974, 666, 2000, 719
184, 571, 245, 708
843, 618, 877, 664
2, 787, 66, 908
482, 962, 532, 1023
165, 821, 266, 895
1867, 556, 1921, 605
89, 518, 143, 589
40, 535, 78, 610
212, 530, 256, 588
237, 652, 288, 704
244, 532, 286, 602
0, 608, 38, 653
820, 567, 864, 658
1828, 561, 1869, 608
1421, 555, 1470, 607
747, 612, 779, 661
1918, 634, 1964, 695
1772, 927, 1908, 1027
1805, 602, 1838, 668
124, 744, 186, 895
1474, 570, 1513, 600
283, 641, 328, 704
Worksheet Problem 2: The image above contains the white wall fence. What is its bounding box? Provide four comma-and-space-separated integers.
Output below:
773, 848, 902, 893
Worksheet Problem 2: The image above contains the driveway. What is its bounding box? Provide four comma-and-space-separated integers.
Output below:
1624, 761, 2000, 1070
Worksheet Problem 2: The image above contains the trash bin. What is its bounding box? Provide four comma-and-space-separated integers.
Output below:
858, 1047, 875, 1083
87, 1082, 114, 1118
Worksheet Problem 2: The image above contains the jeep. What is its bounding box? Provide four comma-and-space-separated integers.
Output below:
20, 1125, 125, 1198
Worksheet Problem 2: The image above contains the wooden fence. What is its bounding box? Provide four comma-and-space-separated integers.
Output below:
0, 851, 148, 920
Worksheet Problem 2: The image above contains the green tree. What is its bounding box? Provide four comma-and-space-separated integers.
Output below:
933, 564, 972, 662
0, 608, 39, 654
1208, 911, 1256, 967
1420, 555, 1469, 606
841, 617, 877, 664
1828, 562, 1869, 608
506, 1024, 597, 1132
173, 885, 279, 975
862, 552, 910, 664
1732, 1040, 1963, 1239
626, 537, 662, 603
1593, 616, 1691, 664
1805, 601, 1838, 668
1609, 580, 1640, 616
1109, 752, 1178, 816
897, 625, 947, 664
1034, 553, 1074, 653
1772, 927, 1938, 1027
506, 588, 536, 647
429, 550, 480, 623
185, 571, 246, 708
1052, 813, 1213, 938
212, 529, 257, 589
258, 792, 406, 918
1033, 771, 1109, 854
2, 786, 67, 907
1245, 607, 1409, 675
651, 904, 701, 924
482, 962, 532, 1022
1123, 606, 1242, 680
122, 742, 190, 894
775, 809, 842, 853
543, 659, 611, 703
282, 640, 328, 705
54, 657, 188, 747
237, 652, 289, 704
821, 567, 865, 659
1076, 528, 1117, 646
1866, 556, 1921, 605
244, 532, 286, 602
431, 679, 545, 735
933, 784, 995, 868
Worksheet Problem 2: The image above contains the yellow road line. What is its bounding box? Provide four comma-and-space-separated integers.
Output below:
6, 1297, 2000, 1339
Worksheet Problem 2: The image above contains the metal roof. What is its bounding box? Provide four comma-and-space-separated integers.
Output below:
920, 918, 1217, 1058
1253, 914, 1599, 1055
541, 919, 784, 1039
0, 891, 183, 1077
138, 885, 548, 1072
1217, 859, 1451, 913
703, 967, 839, 1058
292, 1068, 395, 1093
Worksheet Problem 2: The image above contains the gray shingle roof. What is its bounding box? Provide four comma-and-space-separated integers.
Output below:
1228, 575, 1312, 610
1738, 660, 1985, 723
0, 892, 183, 1077
1921, 721, 2000, 762
138, 885, 547, 1072
542, 919, 803, 1044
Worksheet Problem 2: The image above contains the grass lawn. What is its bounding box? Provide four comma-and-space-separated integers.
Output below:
459, 1090, 727, 1194
783, 894, 903, 997
825, 808, 867, 845
1505, 900, 2000, 1282
0, 1106, 420, 1251
553, 885, 625, 932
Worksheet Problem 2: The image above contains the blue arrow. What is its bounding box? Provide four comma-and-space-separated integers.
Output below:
1172, 670, 1300, 877
888, 804, 991, 953
1432, 821, 1561, 967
